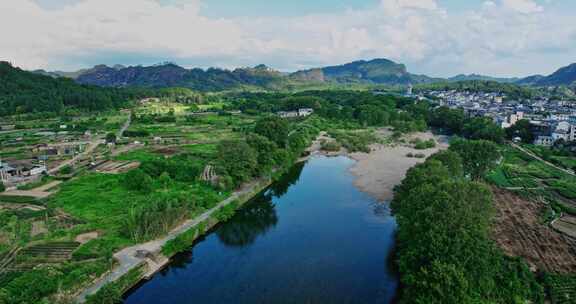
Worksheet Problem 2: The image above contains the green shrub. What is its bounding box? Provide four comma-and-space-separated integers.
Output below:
320, 141, 341, 152
162, 227, 199, 257
123, 169, 153, 193
414, 138, 436, 150
59, 165, 73, 175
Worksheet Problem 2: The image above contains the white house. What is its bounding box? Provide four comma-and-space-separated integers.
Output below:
298, 108, 314, 117
534, 135, 554, 146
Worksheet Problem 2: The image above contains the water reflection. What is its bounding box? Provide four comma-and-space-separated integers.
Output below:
268, 161, 305, 197
216, 161, 305, 247
124, 156, 398, 304
163, 250, 193, 272
216, 200, 278, 247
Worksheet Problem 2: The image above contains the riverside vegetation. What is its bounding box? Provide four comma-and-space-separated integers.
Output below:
1, 64, 576, 303
0, 86, 433, 303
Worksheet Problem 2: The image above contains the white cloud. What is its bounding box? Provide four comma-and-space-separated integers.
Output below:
501, 0, 543, 13
391, 0, 439, 10
0, 0, 574, 77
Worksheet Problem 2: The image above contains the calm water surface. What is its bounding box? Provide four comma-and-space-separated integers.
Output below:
124, 156, 398, 304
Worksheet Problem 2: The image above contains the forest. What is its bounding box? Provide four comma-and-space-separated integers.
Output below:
0, 62, 152, 116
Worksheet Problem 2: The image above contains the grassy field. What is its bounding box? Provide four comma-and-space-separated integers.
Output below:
1, 99, 314, 302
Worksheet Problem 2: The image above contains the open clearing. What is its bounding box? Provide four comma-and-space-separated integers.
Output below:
492, 187, 576, 273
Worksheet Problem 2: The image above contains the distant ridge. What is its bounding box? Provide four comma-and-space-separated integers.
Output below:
449, 74, 519, 83
290, 58, 440, 85
48, 58, 440, 90
32, 59, 576, 91
531, 63, 576, 86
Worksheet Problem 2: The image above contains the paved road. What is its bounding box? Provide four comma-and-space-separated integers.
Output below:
75, 179, 267, 303
511, 143, 576, 177
117, 112, 132, 139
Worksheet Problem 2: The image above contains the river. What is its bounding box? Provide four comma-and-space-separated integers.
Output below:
123, 156, 398, 304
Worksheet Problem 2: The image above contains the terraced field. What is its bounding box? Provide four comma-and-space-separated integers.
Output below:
13, 241, 80, 270
545, 274, 576, 304
552, 215, 576, 239
492, 187, 576, 273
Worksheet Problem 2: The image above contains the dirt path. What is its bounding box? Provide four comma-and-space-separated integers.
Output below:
75, 179, 268, 303
2, 180, 62, 199
33, 180, 62, 192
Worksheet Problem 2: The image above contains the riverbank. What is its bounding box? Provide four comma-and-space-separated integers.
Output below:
348, 131, 449, 202
76, 178, 272, 303
122, 155, 399, 304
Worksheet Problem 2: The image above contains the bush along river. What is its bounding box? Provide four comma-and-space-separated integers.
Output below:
123, 156, 398, 304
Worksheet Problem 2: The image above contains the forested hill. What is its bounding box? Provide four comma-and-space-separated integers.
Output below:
289, 58, 440, 85
50, 59, 440, 90
0, 62, 146, 116
415, 80, 538, 99
533, 63, 576, 86
75, 63, 284, 91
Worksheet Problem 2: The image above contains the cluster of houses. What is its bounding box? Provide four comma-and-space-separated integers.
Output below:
277, 108, 314, 118
0, 140, 86, 185
0, 159, 47, 183
426, 89, 576, 146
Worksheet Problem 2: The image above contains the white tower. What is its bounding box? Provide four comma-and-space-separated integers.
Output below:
0, 158, 7, 182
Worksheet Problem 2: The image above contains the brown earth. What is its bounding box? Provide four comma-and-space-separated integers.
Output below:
492, 187, 576, 273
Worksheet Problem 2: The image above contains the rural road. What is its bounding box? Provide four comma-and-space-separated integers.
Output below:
117, 112, 132, 139
48, 139, 104, 174
75, 179, 267, 303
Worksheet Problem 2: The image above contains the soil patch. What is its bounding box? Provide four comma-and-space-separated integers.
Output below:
492, 187, 576, 273
75, 231, 99, 244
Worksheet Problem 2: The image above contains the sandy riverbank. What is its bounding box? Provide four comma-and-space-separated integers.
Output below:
348, 130, 449, 202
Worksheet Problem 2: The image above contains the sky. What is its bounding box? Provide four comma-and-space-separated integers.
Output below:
1, 0, 575, 77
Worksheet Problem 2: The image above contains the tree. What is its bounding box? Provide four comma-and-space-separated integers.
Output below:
428, 150, 464, 178
105, 133, 117, 144
505, 119, 534, 144
216, 140, 258, 187
59, 165, 73, 175
254, 116, 289, 147
0, 182, 5, 193
429, 106, 465, 134
462, 117, 505, 143
123, 169, 153, 193
246, 133, 278, 175
159, 171, 172, 190
449, 139, 501, 179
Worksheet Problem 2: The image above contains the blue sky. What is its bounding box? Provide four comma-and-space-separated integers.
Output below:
5, 0, 576, 77
34, 0, 569, 16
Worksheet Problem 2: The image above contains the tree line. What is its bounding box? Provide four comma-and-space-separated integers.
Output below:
391, 143, 544, 303
0, 62, 171, 116
118, 116, 318, 243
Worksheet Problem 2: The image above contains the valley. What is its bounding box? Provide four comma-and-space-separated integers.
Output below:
0, 60, 576, 304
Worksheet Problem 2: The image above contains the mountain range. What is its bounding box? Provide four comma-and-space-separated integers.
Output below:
33, 59, 576, 91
